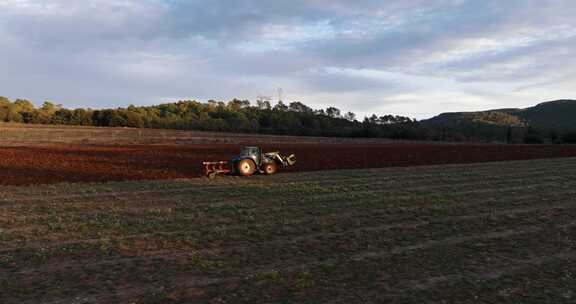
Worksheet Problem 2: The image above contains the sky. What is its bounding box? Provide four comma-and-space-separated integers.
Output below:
0, 0, 575, 119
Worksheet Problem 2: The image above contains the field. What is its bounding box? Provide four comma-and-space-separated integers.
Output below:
1, 124, 576, 303
1, 157, 575, 303
2, 124, 576, 186
0, 123, 401, 146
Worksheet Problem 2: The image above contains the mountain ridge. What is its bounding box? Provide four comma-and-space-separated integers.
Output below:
424, 99, 576, 130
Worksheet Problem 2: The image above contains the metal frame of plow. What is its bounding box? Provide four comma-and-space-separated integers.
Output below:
202, 161, 231, 179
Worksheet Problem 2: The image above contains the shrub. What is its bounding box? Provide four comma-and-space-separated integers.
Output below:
561, 132, 576, 144
523, 134, 544, 144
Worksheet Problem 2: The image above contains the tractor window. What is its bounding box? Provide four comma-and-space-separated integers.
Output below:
241, 147, 260, 155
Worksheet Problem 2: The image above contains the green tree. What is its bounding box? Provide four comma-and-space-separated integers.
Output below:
289, 102, 313, 113
523, 127, 543, 144
52, 108, 72, 125
344, 111, 356, 121
326, 107, 341, 118
0, 97, 13, 122
71, 109, 93, 125
227, 99, 250, 111
256, 99, 271, 110
13, 99, 36, 123
561, 132, 576, 144
273, 101, 288, 112
38, 101, 61, 124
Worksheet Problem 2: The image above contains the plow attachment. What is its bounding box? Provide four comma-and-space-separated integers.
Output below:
202, 161, 231, 179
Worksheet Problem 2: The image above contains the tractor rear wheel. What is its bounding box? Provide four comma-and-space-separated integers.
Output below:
237, 159, 256, 176
263, 162, 278, 175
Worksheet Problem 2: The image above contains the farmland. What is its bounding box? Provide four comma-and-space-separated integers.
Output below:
1, 124, 576, 303
2, 124, 576, 186
1, 157, 575, 303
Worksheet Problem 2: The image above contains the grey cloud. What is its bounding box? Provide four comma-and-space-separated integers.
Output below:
298, 69, 409, 94
433, 33, 576, 84
0, 0, 575, 117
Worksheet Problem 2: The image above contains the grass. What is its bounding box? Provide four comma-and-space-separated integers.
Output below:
1, 158, 575, 303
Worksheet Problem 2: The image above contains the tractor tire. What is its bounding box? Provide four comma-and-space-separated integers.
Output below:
263, 162, 278, 175
237, 159, 256, 176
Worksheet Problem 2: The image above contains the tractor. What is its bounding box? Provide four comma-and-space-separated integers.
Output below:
202, 146, 296, 178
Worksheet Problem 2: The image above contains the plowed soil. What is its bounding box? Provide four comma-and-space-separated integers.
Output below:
1, 143, 576, 186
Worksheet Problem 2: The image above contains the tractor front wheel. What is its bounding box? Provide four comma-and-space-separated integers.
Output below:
263, 162, 278, 175
237, 159, 256, 176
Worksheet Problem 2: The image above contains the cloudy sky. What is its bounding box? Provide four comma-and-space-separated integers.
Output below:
1, 0, 575, 119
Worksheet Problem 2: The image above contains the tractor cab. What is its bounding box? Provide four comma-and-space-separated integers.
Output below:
235, 146, 263, 166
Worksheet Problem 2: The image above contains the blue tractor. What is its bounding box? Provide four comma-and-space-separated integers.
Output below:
232, 146, 296, 176
203, 146, 296, 178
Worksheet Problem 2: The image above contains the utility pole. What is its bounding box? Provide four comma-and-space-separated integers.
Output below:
277, 87, 284, 103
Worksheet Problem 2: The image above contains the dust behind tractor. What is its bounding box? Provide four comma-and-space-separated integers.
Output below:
202, 146, 296, 179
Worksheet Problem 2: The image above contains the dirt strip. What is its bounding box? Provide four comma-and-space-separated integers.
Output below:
2, 143, 576, 186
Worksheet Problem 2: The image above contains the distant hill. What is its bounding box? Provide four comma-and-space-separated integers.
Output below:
424, 100, 576, 131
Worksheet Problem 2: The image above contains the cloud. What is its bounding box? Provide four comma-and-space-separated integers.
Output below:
0, 0, 575, 119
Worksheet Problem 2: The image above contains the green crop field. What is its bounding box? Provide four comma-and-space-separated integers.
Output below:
1, 158, 575, 303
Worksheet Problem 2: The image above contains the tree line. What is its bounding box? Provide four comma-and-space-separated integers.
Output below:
0, 96, 423, 138
1, 96, 575, 143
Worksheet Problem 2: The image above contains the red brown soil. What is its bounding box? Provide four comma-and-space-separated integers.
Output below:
1, 143, 576, 186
